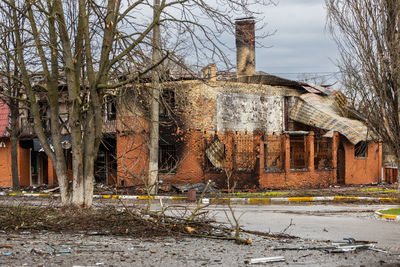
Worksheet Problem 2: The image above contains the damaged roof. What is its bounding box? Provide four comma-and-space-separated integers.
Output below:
289, 92, 372, 145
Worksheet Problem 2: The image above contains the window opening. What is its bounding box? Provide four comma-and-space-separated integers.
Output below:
234, 134, 255, 170
159, 143, 177, 173
104, 96, 116, 121
160, 89, 175, 117
314, 136, 333, 169
290, 135, 308, 170
355, 141, 367, 158
205, 137, 225, 170
265, 135, 285, 171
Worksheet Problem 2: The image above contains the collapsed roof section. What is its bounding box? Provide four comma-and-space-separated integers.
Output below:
289, 92, 372, 145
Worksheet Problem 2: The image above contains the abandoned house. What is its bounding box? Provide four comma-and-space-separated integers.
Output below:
116, 18, 383, 189
0, 81, 117, 188
0, 18, 386, 189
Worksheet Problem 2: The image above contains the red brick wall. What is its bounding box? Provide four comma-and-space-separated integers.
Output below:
0, 140, 12, 187
116, 114, 150, 186
18, 145, 30, 187
341, 137, 381, 184
47, 159, 57, 186
259, 132, 382, 189
0, 139, 31, 187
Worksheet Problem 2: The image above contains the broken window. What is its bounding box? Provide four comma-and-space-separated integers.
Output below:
160, 89, 175, 118
159, 143, 178, 173
104, 95, 116, 121
355, 141, 368, 158
290, 135, 308, 170
234, 134, 255, 171
264, 135, 285, 171
314, 136, 333, 169
205, 138, 225, 170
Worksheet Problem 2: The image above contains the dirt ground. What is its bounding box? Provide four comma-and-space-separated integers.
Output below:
1, 232, 400, 267
1, 185, 399, 267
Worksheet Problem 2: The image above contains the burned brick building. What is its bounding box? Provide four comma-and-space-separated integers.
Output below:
0, 18, 383, 190
116, 18, 383, 189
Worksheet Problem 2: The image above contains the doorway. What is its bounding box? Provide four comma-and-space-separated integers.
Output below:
337, 142, 345, 184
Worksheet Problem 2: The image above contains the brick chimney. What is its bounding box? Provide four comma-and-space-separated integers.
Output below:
235, 18, 255, 78
201, 63, 217, 82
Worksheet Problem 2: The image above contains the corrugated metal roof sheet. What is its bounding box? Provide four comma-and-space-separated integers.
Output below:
0, 101, 9, 137
205, 139, 225, 169
289, 93, 372, 145
302, 86, 321, 94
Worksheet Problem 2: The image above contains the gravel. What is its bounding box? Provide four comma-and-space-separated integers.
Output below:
1, 232, 400, 266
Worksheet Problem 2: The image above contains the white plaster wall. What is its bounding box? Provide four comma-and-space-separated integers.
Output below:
216, 92, 283, 133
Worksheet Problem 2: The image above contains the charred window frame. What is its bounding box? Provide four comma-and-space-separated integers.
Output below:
159, 143, 178, 173
290, 134, 308, 170
264, 135, 285, 172
233, 134, 255, 171
204, 136, 225, 172
204, 152, 223, 171
355, 141, 368, 158
104, 95, 116, 121
38, 101, 49, 130
160, 89, 175, 118
314, 136, 333, 169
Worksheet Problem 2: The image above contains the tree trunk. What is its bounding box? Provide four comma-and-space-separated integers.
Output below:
9, 104, 19, 189
148, 0, 161, 194
83, 175, 94, 207
58, 172, 71, 205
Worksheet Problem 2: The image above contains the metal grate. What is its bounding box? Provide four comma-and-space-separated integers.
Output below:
234, 134, 255, 170
159, 144, 177, 173
314, 136, 333, 169
290, 135, 308, 170
264, 136, 285, 171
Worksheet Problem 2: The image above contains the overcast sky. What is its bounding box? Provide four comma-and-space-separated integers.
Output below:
250, 0, 339, 81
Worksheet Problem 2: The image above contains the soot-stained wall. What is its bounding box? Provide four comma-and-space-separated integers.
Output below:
216, 92, 283, 133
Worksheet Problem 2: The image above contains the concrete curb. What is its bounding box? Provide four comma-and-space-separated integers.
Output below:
375, 209, 400, 222
5, 192, 399, 204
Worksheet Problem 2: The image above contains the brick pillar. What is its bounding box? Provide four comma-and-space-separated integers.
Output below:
378, 139, 383, 183
223, 132, 234, 171
332, 132, 339, 183
47, 158, 57, 186
284, 134, 290, 173
259, 140, 265, 171
308, 132, 314, 171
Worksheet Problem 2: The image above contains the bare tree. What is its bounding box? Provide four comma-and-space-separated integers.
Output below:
0, 0, 273, 207
0, 2, 30, 190
149, 0, 162, 194
326, 0, 400, 191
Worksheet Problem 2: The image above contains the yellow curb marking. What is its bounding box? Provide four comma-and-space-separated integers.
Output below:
334, 196, 358, 200
379, 198, 398, 201
289, 197, 314, 202
137, 196, 154, 200
379, 214, 397, 220
171, 197, 186, 200
102, 195, 120, 199
249, 198, 271, 204
38, 194, 50, 197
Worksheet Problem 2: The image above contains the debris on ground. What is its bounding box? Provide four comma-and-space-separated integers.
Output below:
274, 238, 384, 254
249, 256, 285, 264
171, 181, 219, 193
